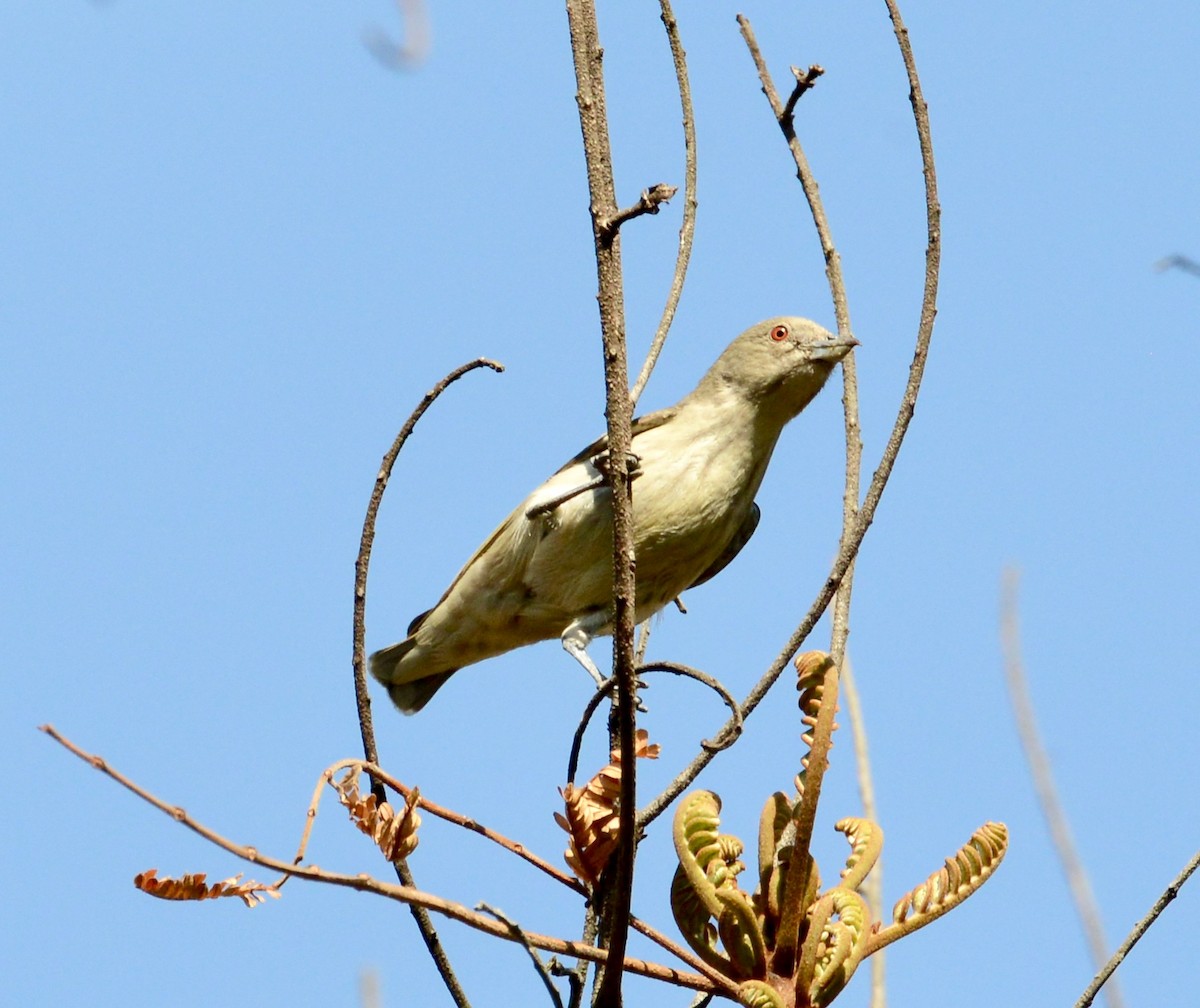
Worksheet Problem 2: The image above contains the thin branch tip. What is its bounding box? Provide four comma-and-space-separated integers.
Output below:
783, 64, 825, 120
599, 182, 679, 237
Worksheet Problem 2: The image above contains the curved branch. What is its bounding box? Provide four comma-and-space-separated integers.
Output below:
1075, 849, 1200, 1008
636, 661, 743, 754
630, 0, 699, 405
352, 357, 504, 766
351, 356, 503, 1008
39, 725, 719, 995
638, 6, 942, 831
734, 14, 862, 687
1002, 571, 1124, 1007
566, 662, 742, 790
363, 0, 431, 69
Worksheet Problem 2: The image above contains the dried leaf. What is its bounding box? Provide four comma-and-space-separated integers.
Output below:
333, 768, 421, 863
556, 728, 658, 885
134, 868, 279, 908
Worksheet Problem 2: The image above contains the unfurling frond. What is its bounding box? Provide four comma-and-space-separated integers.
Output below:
671, 790, 767, 980
134, 868, 280, 908
793, 651, 838, 797
333, 768, 421, 863
867, 821, 1009, 954
756, 791, 794, 929
665, 651, 1006, 1007
799, 887, 870, 1007
833, 817, 883, 892
736, 978, 786, 1008
555, 728, 659, 885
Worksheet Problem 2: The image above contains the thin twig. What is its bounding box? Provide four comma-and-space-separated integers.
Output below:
628, 916, 741, 997
567, 908, 599, 1008
1001, 570, 1124, 1008
639, 4, 942, 831
636, 662, 743, 753
633, 619, 653, 667
735, 10, 863, 756
1154, 254, 1200, 277
314, 758, 588, 897
363, 0, 431, 69
1074, 849, 1200, 1008
563, 4, 639, 1003
478, 903, 567, 1008
840, 655, 885, 1008
630, 0, 699, 405
781, 64, 825, 121
599, 183, 678, 237
39, 725, 719, 994
352, 356, 502, 1008
352, 357, 504, 768
567, 662, 741, 791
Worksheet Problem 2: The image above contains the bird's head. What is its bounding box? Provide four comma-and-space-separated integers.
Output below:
693, 316, 858, 422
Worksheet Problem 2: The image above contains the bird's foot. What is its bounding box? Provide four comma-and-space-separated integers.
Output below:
589, 449, 642, 485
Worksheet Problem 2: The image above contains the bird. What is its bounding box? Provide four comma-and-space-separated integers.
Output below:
370, 316, 856, 713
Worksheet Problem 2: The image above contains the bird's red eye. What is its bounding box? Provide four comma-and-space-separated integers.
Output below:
769, 324, 789, 342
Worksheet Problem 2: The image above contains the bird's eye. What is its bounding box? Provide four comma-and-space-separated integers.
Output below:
769, 324, 789, 342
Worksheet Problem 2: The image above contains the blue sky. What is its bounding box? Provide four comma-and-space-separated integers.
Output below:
5, 3, 1198, 1006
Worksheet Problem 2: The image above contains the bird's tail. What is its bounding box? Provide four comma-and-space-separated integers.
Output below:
368, 638, 457, 715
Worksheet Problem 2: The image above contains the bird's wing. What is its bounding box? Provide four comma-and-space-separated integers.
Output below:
550, 407, 679, 476
405, 408, 680, 626
686, 501, 761, 590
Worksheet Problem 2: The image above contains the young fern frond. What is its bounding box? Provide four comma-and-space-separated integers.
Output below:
833, 817, 883, 892
667, 654, 1007, 1006
735, 978, 787, 1008
672, 789, 768, 980
799, 888, 870, 1007
866, 821, 1009, 954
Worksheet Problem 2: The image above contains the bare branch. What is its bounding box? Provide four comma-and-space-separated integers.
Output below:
841, 655, 886, 1008
353, 357, 503, 765
363, 0, 431, 69
735, 16, 863, 690
352, 356, 502, 1008
638, 4, 942, 830
568, 662, 741, 794
39, 725, 719, 995
1154, 254, 1200, 277
630, 0, 699, 405
781, 64, 825, 121
563, 3, 639, 1002
598, 183, 678, 238
1075, 849, 1200, 1008
1001, 570, 1124, 1008
313, 758, 588, 897
477, 903, 567, 1008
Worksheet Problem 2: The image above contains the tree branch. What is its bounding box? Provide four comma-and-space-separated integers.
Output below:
563, 3, 639, 1004
841, 655, 886, 1008
1001, 570, 1124, 1008
1075, 849, 1200, 1008
630, 0, 698, 405
638, 5, 942, 831
351, 356, 503, 1008
39, 725, 719, 995
598, 183, 678, 238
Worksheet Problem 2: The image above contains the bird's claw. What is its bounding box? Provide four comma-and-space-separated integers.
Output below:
589, 449, 642, 484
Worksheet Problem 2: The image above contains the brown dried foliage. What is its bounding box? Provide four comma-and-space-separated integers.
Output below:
333, 767, 421, 863
134, 868, 280, 908
556, 728, 660, 885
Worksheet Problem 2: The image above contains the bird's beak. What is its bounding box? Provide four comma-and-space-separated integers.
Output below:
809, 336, 860, 362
